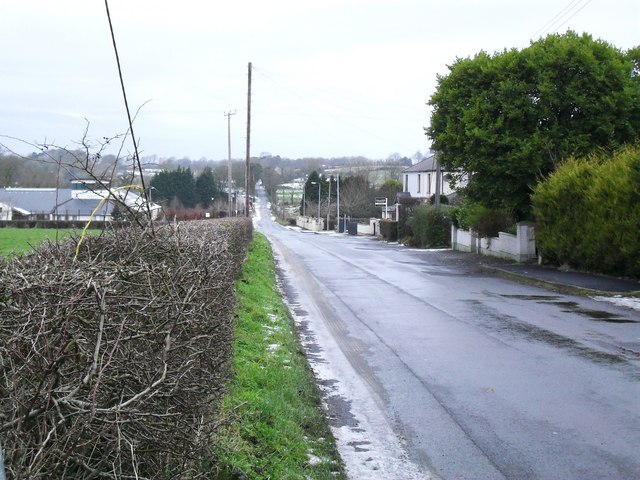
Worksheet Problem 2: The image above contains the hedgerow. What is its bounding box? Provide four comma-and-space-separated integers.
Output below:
408, 205, 453, 248
533, 144, 640, 277
0, 218, 253, 478
453, 200, 514, 238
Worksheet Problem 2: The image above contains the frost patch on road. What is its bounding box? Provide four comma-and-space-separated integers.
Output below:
592, 295, 640, 312
252, 198, 262, 226
285, 301, 434, 480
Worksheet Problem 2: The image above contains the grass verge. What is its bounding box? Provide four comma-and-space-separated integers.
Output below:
0, 227, 97, 257
213, 232, 345, 479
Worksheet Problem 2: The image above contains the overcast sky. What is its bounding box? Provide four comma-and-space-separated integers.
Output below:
1, 0, 638, 162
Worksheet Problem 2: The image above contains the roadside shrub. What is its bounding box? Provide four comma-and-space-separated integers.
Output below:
532, 157, 598, 266
473, 208, 514, 239
397, 196, 420, 240
409, 205, 453, 248
379, 220, 398, 242
453, 200, 513, 237
453, 200, 486, 230
0, 218, 253, 478
533, 143, 640, 277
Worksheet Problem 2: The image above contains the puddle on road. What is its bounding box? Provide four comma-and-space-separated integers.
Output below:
467, 299, 630, 367
500, 294, 561, 301
499, 294, 638, 323
566, 307, 638, 323
421, 269, 467, 277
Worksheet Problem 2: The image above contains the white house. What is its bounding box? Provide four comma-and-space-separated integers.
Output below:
401, 153, 463, 201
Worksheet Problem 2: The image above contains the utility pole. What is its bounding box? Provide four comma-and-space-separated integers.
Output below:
434, 151, 441, 208
317, 182, 321, 221
326, 176, 331, 231
225, 110, 236, 217
245, 62, 252, 217
336, 173, 340, 232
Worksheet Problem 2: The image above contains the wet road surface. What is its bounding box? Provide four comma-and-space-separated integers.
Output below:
254, 193, 640, 480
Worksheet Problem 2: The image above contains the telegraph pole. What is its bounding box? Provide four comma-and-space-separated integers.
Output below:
326, 176, 331, 231
434, 151, 442, 208
336, 173, 340, 231
225, 110, 236, 216
245, 62, 252, 217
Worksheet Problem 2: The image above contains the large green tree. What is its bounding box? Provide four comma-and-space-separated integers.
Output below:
377, 179, 402, 204
426, 31, 640, 219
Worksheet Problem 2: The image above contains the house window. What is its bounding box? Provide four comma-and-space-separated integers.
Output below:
427, 173, 431, 194
417, 174, 421, 193
404, 174, 408, 191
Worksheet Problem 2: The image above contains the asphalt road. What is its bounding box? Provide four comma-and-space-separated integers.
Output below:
254, 191, 640, 480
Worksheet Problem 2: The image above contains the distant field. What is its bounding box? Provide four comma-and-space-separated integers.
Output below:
0, 228, 95, 256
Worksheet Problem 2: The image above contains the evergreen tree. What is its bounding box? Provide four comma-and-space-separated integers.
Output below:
150, 166, 196, 208
195, 167, 219, 207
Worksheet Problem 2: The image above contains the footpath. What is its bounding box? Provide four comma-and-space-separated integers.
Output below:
472, 256, 640, 313
479, 261, 640, 295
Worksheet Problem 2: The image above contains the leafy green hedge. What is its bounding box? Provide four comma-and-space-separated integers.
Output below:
408, 205, 452, 248
532, 144, 640, 277
453, 201, 514, 238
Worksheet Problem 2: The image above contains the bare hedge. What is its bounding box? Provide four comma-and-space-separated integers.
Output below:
0, 218, 253, 478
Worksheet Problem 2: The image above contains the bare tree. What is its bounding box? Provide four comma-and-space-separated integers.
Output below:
339, 175, 377, 218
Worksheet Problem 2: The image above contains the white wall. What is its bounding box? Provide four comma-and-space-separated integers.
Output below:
451, 222, 536, 262
296, 216, 324, 231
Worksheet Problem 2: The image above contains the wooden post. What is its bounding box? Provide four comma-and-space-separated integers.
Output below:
245, 62, 252, 216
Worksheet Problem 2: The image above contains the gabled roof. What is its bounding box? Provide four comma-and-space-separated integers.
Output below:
403, 153, 437, 173
0, 188, 60, 213
0, 188, 113, 216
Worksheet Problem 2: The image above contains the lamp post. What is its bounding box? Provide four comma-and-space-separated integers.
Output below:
302, 184, 306, 217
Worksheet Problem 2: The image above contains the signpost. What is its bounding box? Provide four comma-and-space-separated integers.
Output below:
375, 196, 387, 218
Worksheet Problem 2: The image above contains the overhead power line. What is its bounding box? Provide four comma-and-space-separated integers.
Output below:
526, 0, 592, 46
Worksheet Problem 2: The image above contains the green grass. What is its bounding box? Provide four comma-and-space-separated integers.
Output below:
213, 233, 345, 479
0, 227, 96, 257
